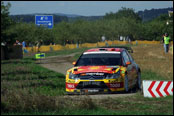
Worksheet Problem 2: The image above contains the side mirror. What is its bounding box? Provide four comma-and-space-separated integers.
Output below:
72, 61, 76, 65
126, 61, 131, 66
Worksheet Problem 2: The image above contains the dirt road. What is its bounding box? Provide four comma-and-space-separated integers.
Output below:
36, 52, 136, 99
36, 53, 78, 75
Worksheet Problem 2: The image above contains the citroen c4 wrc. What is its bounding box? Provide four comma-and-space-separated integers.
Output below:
66, 47, 141, 94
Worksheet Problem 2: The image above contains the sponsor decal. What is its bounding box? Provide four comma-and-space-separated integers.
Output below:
78, 69, 84, 71
68, 84, 74, 89
86, 73, 104, 76
66, 83, 77, 89
110, 83, 121, 88
105, 68, 112, 71
73, 66, 116, 74
121, 70, 125, 74
107, 82, 123, 88
90, 66, 100, 70
88, 89, 99, 92
80, 73, 86, 76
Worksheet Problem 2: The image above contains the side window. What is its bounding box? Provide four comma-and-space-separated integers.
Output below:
122, 51, 130, 65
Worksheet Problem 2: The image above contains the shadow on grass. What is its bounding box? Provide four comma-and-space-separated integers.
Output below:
66, 89, 140, 96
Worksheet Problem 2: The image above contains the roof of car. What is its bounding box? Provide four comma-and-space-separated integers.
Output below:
84, 48, 125, 54
100, 46, 133, 53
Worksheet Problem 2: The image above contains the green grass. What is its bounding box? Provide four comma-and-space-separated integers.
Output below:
1, 58, 66, 96
141, 70, 169, 80
1, 46, 173, 115
2, 94, 173, 115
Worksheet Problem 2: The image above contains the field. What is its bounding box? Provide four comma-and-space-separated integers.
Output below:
1, 44, 173, 115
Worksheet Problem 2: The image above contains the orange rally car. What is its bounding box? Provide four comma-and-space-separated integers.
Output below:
66, 47, 141, 94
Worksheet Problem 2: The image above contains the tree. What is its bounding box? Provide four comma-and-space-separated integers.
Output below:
1, 1, 15, 44
142, 14, 173, 41
104, 7, 142, 22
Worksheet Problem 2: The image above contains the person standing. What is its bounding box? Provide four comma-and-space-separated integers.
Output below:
14, 40, 21, 45
22, 41, 28, 53
163, 33, 170, 53
22, 41, 26, 48
101, 35, 106, 42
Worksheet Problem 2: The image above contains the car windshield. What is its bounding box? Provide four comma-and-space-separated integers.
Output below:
75, 53, 121, 66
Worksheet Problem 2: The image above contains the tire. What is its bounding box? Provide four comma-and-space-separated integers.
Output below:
124, 75, 129, 92
136, 72, 142, 91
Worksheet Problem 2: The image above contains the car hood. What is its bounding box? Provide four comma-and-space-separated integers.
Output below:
71, 66, 120, 74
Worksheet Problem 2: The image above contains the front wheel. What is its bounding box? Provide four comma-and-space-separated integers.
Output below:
124, 75, 129, 92
136, 72, 142, 91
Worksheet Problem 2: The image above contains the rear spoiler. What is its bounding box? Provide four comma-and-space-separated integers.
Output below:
100, 46, 133, 53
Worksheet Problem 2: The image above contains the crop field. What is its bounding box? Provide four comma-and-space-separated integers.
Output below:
1, 44, 173, 115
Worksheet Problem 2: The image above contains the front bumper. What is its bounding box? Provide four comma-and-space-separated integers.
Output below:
67, 88, 110, 95
66, 80, 125, 94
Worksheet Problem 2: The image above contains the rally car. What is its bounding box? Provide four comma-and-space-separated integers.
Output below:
66, 47, 141, 94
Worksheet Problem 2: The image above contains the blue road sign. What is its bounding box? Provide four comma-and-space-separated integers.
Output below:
35, 15, 53, 29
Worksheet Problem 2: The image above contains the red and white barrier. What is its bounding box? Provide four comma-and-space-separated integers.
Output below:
143, 80, 173, 98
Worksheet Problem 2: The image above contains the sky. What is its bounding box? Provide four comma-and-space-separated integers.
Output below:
3, 1, 173, 16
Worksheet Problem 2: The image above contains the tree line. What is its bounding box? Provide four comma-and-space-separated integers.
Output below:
1, 2, 173, 46
138, 7, 173, 22
10, 14, 69, 24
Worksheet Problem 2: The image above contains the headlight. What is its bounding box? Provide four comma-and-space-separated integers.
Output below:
106, 71, 120, 79
69, 72, 79, 79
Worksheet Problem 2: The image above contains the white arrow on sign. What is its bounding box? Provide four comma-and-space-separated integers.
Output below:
48, 23, 52, 26
40, 17, 44, 20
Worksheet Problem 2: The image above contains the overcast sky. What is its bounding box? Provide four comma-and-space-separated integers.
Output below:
3, 1, 173, 16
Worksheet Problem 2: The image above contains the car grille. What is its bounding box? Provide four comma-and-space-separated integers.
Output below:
78, 73, 109, 80
76, 81, 108, 89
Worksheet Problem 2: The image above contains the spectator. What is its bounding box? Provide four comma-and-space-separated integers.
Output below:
14, 40, 21, 45
22, 41, 28, 53
22, 41, 26, 48
36, 40, 43, 52
101, 35, 106, 42
163, 33, 170, 53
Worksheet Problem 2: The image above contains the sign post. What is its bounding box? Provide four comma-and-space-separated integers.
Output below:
35, 15, 53, 29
